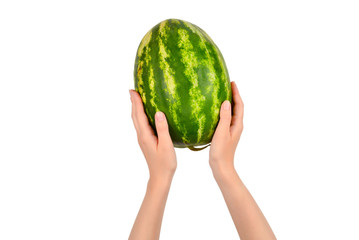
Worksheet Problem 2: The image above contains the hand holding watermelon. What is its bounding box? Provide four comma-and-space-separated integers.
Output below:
129, 89, 177, 183
129, 89, 177, 240
209, 81, 244, 178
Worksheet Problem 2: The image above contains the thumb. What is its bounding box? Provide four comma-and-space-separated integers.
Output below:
155, 111, 173, 147
215, 100, 232, 136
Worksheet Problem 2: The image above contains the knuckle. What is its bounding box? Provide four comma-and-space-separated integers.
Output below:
156, 121, 168, 132
238, 125, 244, 134
131, 111, 137, 120
138, 134, 151, 146
221, 113, 231, 121
155, 122, 164, 130
239, 125, 244, 132
137, 138, 145, 147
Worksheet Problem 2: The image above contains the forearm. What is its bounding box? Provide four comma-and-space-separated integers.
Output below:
212, 166, 276, 240
129, 177, 173, 240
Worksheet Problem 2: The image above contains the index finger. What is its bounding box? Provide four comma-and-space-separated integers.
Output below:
130, 90, 156, 138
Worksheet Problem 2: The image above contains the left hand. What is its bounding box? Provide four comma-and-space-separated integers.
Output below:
209, 81, 244, 176
130, 90, 177, 183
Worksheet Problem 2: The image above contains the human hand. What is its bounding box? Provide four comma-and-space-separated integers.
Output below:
209, 81, 244, 177
129, 90, 176, 240
129, 90, 177, 183
208, 84, 276, 239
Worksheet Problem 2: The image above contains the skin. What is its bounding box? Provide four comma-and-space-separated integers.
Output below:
128, 82, 276, 240
128, 89, 176, 240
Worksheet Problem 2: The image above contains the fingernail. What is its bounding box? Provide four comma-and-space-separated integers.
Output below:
129, 90, 133, 101
155, 112, 164, 121
223, 100, 230, 110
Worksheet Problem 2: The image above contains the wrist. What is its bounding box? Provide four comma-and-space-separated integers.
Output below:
211, 163, 237, 184
148, 175, 173, 190
210, 157, 235, 174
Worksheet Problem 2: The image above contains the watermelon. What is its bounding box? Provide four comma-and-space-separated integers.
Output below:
134, 19, 232, 150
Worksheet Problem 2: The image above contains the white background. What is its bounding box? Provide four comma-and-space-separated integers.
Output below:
1, 0, 358, 239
